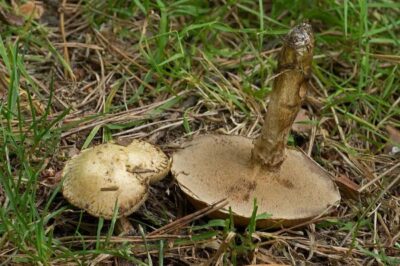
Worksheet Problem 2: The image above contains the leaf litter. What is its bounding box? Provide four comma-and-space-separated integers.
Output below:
0, 1, 399, 265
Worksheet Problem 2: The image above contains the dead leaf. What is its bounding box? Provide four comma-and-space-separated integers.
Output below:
40, 170, 62, 187
385, 125, 400, 155
292, 108, 312, 133
0, 8, 24, 26
334, 175, 360, 200
17, 1, 44, 20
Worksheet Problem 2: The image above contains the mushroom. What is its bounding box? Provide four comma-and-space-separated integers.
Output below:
171, 23, 341, 227
62, 140, 170, 234
124, 139, 171, 184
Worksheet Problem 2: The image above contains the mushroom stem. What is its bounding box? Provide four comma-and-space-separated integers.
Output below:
251, 23, 315, 170
115, 217, 136, 236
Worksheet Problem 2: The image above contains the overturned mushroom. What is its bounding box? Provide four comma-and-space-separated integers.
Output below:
62, 140, 170, 234
172, 23, 340, 227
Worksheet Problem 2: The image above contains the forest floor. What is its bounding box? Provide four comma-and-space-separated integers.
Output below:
0, 1, 399, 265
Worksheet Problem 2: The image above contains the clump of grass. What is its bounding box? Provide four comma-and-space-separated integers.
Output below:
0, 38, 66, 264
0, 0, 399, 264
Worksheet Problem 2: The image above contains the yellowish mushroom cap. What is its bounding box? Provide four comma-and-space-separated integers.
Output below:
62, 140, 170, 219
125, 140, 171, 184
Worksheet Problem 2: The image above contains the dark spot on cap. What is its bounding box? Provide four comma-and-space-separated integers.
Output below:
278, 178, 294, 189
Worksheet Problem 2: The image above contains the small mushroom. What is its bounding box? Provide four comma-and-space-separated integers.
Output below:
62, 141, 170, 234
125, 139, 170, 183
171, 23, 341, 227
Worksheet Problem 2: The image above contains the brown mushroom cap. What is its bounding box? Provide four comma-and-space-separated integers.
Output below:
172, 134, 340, 227
62, 140, 170, 220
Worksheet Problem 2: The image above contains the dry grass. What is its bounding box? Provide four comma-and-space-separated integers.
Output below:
0, 0, 399, 265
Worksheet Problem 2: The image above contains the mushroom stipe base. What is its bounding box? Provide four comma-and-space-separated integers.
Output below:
172, 134, 340, 228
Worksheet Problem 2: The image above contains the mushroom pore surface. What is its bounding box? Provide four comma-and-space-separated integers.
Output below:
172, 134, 340, 226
